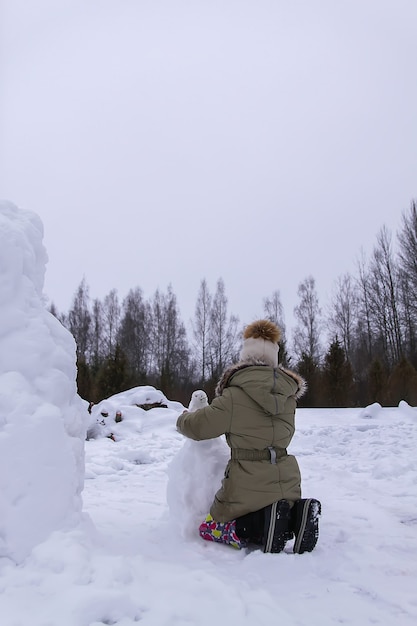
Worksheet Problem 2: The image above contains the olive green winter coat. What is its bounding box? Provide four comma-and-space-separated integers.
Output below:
176, 359, 306, 522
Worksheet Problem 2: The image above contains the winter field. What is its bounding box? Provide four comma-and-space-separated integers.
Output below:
1, 393, 416, 626
1, 202, 416, 626
82, 400, 417, 626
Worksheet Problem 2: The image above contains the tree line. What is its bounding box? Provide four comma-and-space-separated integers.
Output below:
50, 201, 417, 408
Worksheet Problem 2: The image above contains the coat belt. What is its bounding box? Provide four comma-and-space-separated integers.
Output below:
230, 446, 287, 464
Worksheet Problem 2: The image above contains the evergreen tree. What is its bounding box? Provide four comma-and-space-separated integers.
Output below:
386, 357, 417, 405
76, 356, 92, 401
322, 339, 354, 407
367, 359, 388, 405
94, 345, 132, 401
296, 352, 320, 408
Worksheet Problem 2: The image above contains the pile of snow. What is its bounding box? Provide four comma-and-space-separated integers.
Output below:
167, 434, 230, 538
166, 389, 230, 539
0, 201, 85, 563
359, 401, 383, 419
86, 385, 184, 440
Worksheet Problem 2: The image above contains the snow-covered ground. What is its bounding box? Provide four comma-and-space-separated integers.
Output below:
1, 202, 416, 625
1, 398, 416, 626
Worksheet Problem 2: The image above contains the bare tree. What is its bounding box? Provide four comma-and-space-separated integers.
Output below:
263, 290, 286, 335
90, 298, 105, 370
264, 289, 289, 365
164, 285, 190, 384
398, 272, 417, 364
192, 278, 212, 382
368, 227, 403, 365
292, 276, 322, 363
102, 289, 120, 358
149, 288, 167, 378
118, 287, 150, 380
327, 273, 357, 361
397, 200, 417, 362
209, 278, 239, 380
149, 286, 190, 393
354, 249, 374, 366
68, 277, 91, 361
397, 200, 417, 294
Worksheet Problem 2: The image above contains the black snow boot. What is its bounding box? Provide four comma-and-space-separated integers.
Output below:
263, 500, 292, 553
235, 508, 265, 545
291, 498, 321, 554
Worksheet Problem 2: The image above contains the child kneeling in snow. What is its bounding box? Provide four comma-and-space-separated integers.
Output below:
176, 320, 321, 554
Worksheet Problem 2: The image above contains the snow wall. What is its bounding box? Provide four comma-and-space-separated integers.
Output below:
0, 201, 86, 563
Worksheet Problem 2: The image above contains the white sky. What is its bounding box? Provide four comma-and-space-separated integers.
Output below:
1, 0, 416, 334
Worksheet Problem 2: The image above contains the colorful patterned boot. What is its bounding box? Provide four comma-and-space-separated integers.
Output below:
199, 514, 247, 549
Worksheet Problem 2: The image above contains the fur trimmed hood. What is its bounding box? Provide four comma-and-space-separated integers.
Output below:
215, 357, 307, 399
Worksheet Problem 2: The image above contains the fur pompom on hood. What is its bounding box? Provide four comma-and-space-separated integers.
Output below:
240, 319, 281, 367
243, 319, 281, 343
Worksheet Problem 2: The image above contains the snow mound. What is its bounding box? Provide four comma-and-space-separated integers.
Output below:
166, 389, 230, 537
398, 400, 417, 418
87, 385, 183, 440
0, 201, 86, 563
166, 436, 230, 538
359, 402, 382, 419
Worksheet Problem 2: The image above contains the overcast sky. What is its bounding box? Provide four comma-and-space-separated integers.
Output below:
1, 0, 416, 339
